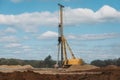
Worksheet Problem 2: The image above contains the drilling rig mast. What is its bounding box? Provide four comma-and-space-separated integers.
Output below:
57, 4, 83, 68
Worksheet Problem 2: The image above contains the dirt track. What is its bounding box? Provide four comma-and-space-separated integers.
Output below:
0, 67, 120, 80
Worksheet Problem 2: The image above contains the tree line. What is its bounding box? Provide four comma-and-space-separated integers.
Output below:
91, 58, 120, 67
0, 55, 56, 68
0, 55, 120, 68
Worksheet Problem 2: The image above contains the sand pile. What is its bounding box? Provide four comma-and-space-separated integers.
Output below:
67, 64, 99, 71
0, 65, 33, 72
0, 65, 33, 69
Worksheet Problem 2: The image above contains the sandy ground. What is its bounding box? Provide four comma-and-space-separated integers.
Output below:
0, 65, 120, 80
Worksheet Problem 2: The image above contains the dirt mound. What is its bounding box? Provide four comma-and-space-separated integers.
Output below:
0, 65, 33, 72
105, 65, 118, 69
0, 68, 120, 80
67, 64, 99, 71
0, 65, 120, 80
0, 65, 33, 69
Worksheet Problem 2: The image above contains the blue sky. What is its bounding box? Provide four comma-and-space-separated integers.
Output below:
0, 0, 120, 63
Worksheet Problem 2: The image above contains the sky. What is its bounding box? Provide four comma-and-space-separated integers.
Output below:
0, 0, 120, 63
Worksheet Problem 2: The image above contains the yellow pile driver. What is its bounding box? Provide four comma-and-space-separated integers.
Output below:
57, 4, 83, 68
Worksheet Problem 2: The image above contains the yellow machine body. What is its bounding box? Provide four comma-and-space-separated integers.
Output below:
67, 58, 83, 65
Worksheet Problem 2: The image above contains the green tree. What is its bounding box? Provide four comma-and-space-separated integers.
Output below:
43, 55, 55, 68
91, 60, 106, 67
116, 58, 120, 66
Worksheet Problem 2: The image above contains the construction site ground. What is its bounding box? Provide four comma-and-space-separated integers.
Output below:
0, 65, 120, 80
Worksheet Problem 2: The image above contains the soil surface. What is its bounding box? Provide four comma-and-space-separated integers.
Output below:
0, 65, 120, 80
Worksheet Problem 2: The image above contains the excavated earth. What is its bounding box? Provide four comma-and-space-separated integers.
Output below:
0, 65, 120, 80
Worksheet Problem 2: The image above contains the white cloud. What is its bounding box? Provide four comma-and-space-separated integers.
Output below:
0, 30, 5, 36
5, 43, 22, 48
67, 33, 120, 40
23, 36, 30, 40
77, 50, 120, 63
0, 36, 18, 42
0, 27, 17, 36
64, 5, 120, 25
70, 43, 120, 63
38, 31, 58, 39
0, 5, 120, 32
5, 27, 17, 33
13, 51, 21, 54
37, 32, 119, 40
67, 35, 76, 39
0, 12, 58, 32
21, 45, 32, 52
95, 5, 120, 22
22, 45, 31, 49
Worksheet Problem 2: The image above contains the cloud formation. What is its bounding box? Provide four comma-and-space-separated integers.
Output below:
0, 12, 58, 32
67, 33, 120, 40
37, 31, 120, 40
0, 36, 18, 42
5, 27, 17, 33
38, 31, 58, 39
5, 43, 22, 48
64, 5, 120, 25
0, 27, 17, 36
0, 5, 120, 32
